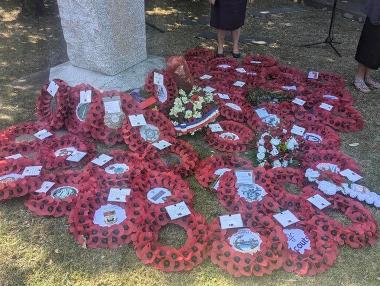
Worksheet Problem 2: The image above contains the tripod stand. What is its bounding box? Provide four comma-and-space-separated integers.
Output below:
303, 0, 341, 57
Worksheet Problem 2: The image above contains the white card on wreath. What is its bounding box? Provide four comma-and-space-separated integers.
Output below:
308, 71, 319, 80
107, 188, 131, 203
251, 60, 262, 64
235, 170, 254, 186
47, 81, 59, 97
235, 67, 247, 74
282, 85, 297, 91
340, 169, 363, 182
200, 74, 212, 80
128, 114, 147, 127
319, 103, 333, 111
5, 154, 23, 160
91, 154, 113, 166
80, 90, 92, 104
203, 86, 216, 93
165, 201, 191, 220
103, 98, 122, 114
209, 123, 223, 133
66, 151, 87, 162
36, 181, 55, 194
233, 81, 246, 88
273, 210, 299, 227
34, 129, 53, 140
307, 194, 331, 210
22, 166, 42, 177
152, 140, 172, 150
220, 214, 244, 229
217, 93, 230, 100
291, 125, 306, 136
292, 98, 306, 106
255, 108, 269, 119
153, 72, 164, 86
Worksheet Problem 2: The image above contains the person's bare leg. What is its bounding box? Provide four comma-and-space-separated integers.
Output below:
232, 28, 241, 54
354, 63, 371, 93
217, 29, 226, 54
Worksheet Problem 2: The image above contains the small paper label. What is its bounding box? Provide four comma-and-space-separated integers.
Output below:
235, 170, 254, 186
284, 229, 311, 254
103, 96, 122, 114
255, 108, 269, 119
273, 210, 299, 227
165, 201, 191, 220
319, 103, 334, 111
147, 187, 172, 204
217, 93, 230, 100
91, 154, 113, 166
66, 151, 87, 162
153, 72, 164, 86
108, 188, 131, 203
323, 94, 339, 100
235, 67, 247, 73
152, 140, 172, 150
291, 125, 306, 136
22, 166, 42, 177
308, 71, 319, 80
209, 123, 223, 133
128, 114, 147, 127
203, 86, 216, 93
307, 194, 331, 209
340, 169, 362, 182
292, 98, 306, 106
225, 102, 242, 111
34, 129, 53, 140
282, 85, 297, 91
80, 90, 92, 104
5, 154, 23, 160
47, 81, 59, 97
36, 181, 55, 194
233, 81, 246, 88
200, 74, 212, 80
251, 60, 262, 64
220, 214, 244, 229
217, 64, 231, 69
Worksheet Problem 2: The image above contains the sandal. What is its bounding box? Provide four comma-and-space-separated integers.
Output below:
354, 79, 371, 93
365, 76, 380, 89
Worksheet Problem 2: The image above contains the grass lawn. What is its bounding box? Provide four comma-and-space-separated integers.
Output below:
0, 0, 379, 285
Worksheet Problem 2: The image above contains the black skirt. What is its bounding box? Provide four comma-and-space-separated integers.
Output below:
355, 17, 380, 70
210, 0, 248, 31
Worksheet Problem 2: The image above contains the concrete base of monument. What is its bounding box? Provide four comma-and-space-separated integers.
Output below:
49, 55, 166, 91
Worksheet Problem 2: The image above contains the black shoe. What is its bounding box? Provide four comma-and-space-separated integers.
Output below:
216, 52, 224, 57
232, 52, 241, 59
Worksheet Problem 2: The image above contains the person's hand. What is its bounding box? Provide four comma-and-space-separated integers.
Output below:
209, 0, 216, 5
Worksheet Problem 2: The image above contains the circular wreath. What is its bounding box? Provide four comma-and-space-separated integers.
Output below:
194, 155, 253, 189
145, 70, 178, 112
0, 121, 54, 159
215, 97, 251, 123
277, 65, 305, 80
133, 170, 194, 208
36, 79, 69, 130
122, 109, 176, 152
86, 91, 140, 145
305, 71, 346, 89
186, 60, 207, 78
263, 73, 306, 94
66, 83, 102, 135
204, 120, 254, 153
0, 157, 44, 202
37, 134, 96, 170
134, 211, 209, 272
184, 47, 215, 63
296, 123, 341, 152
302, 185, 378, 248
209, 213, 286, 277
68, 180, 145, 249
304, 86, 353, 109
242, 55, 278, 68
24, 170, 90, 217
312, 104, 364, 133
216, 169, 284, 214
235, 65, 266, 88
269, 167, 306, 191
207, 57, 239, 73
281, 219, 339, 276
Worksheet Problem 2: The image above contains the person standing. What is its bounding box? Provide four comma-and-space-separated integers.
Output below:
354, 0, 380, 93
209, 0, 254, 58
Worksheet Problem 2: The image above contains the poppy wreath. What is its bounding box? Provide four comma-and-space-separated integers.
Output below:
134, 210, 209, 272
36, 79, 69, 129
122, 109, 176, 152
235, 65, 267, 89
312, 104, 364, 133
186, 60, 207, 78
0, 121, 54, 159
277, 102, 322, 127
24, 170, 90, 217
68, 181, 146, 249
216, 169, 284, 214
269, 167, 306, 191
66, 83, 102, 135
302, 185, 378, 248
204, 120, 254, 153
86, 90, 140, 145
277, 65, 305, 81
304, 86, 354, 109
242, 54, 278, 68
305, 72, 346, 89
37, 134, 96, 170
145, 70, 178, 112
264, 73, 306, 94
281, 218, 339, 276
194, 155, 253, 189
215, 97, 251, 123
0, 157, 44, 202
207, 57, 239, 73
209, 81, 247, 100
184, 47, 215, 63
208, 212, 286, 277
